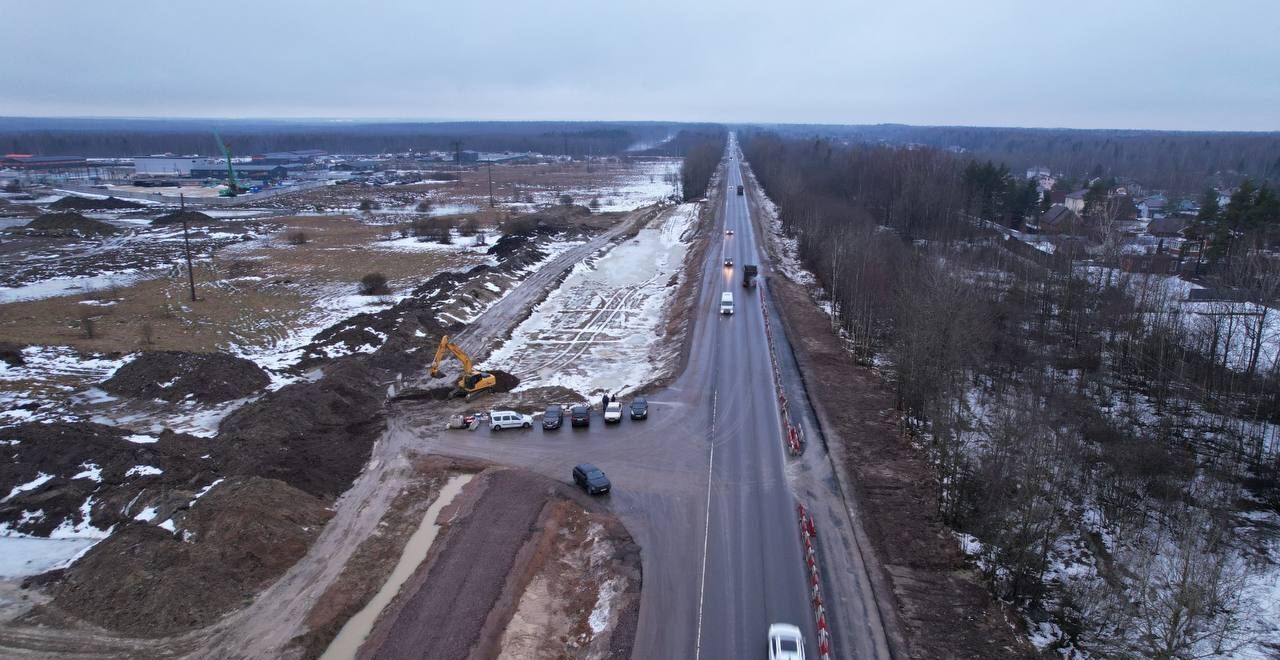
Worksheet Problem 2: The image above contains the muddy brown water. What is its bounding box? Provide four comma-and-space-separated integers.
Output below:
318, 473, 474, 660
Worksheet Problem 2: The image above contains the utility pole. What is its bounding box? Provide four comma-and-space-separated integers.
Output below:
180, 193, 196, 302
487, 162, 495, 207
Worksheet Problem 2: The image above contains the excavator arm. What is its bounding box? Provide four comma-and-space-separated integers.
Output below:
428, 335, 496, 397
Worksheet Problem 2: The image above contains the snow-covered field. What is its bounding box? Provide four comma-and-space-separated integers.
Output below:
545, 159, 681, 213
486, 203, 699, 397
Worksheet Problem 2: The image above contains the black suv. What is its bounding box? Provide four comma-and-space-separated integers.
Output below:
570, 404, 591, 427
573, 463, 611, 495
629, 397, 648, 420
543, 405, 563, 430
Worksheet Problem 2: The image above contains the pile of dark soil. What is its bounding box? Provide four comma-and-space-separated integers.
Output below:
48, 195, 144, 211
47, 476, 331, 637
0, 341, 24, 367
24, 212, 120, 236
151, 209, 216, 226
101, 351, 270, 404
0, 422, 219, 537
215, 358, 386, 498
489, 369, 520, 392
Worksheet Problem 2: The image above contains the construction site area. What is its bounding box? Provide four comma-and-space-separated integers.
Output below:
0, 150, 687, 659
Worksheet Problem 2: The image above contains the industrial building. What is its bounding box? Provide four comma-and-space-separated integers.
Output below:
189, 164, 289, 181
133, 156, 221, 177
2, 154, 89, 170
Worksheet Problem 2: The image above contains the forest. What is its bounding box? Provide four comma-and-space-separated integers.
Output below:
758, 123, 1280, 196
675, 129, 728, 201
742, 131, 1280, 657
0, 118, 705, 158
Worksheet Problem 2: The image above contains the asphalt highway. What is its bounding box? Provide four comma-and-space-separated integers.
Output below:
408, 135, 893, 659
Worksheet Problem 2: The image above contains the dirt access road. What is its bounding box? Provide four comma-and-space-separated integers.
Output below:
399, 135, 895, 659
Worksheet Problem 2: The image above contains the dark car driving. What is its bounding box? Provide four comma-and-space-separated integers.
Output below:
573, 463, 611, 495
629, 397, 648, 420
570, 404, 591, 427
543, 404, 563, 430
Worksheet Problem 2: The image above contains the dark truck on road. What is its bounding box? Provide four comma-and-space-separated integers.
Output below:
736, 185, 744, 195
742, 264, 758, 287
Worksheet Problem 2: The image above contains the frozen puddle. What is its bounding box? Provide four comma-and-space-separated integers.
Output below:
319, 473, 474, 660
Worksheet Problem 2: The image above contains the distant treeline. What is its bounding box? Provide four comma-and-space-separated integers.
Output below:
753, 123, 1280, 195
0, 118, 721, 158
675, 129, 727, 201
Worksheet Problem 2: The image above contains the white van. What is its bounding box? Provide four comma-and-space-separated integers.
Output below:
489, 410, 533, 430
720, 291, 734, 315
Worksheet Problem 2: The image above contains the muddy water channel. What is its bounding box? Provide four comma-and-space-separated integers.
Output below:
319, 473, 475, 660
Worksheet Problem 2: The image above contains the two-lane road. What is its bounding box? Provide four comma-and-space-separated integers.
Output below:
695, 140, 816, 659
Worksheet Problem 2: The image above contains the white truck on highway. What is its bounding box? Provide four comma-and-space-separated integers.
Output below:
720, 291, 734, 314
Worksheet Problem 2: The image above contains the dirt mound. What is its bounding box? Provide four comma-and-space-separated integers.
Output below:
489, 369, 520, 392
48, 195, 144, 211
46, 476, 331, 637
0, 422, 220, 537
151, 209, 216, 226
24, 212, 120, 236
215, 358, 386, 498
0, 341, 24, 366
101, 351, 270, 404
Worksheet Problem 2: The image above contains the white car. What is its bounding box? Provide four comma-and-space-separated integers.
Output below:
603, 401, 623, 423
489, 410, 533, 430
768, 623, 805, 660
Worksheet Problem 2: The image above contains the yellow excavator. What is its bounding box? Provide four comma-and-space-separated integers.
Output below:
429, 335, 497, 398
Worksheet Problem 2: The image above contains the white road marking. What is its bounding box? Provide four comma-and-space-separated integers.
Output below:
695, 388, 717, 660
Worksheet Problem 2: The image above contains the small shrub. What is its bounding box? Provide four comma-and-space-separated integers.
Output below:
416, 199, 433, 213
79, 308, 97, 339
2, 180, 20, 193
358, 199, 379, 212
589, 197, 601, 210
286, 230, 309, 245
458, 218, 479, 235
504, 216, 539, 236
559, 194, 574, 206
140, 322, 155, 346
359, 272, 390, 296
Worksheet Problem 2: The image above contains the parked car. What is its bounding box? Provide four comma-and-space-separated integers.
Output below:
570, 404, 591, 427
768, 623, 805, 660
543, 404, 563, 430
629, 397, 648, 420
572, 463, 611, 495
604, 401, 623, 423
489, 410, 533, 431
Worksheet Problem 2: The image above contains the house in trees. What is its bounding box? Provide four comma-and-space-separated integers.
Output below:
1147, 216, 1189, 238
1064, 189, 1088, 213
1137, 194, 1168, 219
1038, 204, 1086, 235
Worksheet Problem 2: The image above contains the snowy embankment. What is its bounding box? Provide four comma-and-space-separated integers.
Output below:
486, 203, 699, 397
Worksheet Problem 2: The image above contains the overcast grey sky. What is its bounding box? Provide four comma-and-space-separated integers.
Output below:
3, 0, 1278, 130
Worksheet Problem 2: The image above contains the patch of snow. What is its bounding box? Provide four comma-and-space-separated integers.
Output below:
124, 433, 158, 444
125, 465, 163, 477
588, 578, 621, 636
71, 463, 102, 482
133, 506, 158, 522
157, 519, 176, 532
487, 203, 698, 397
2, 472, 53, 502
0, 270, 154, 304
0, 536, 102, 579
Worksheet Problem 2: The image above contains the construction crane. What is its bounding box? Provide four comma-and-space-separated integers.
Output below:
212, 130, 243, 197
429, 335, 496, 398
